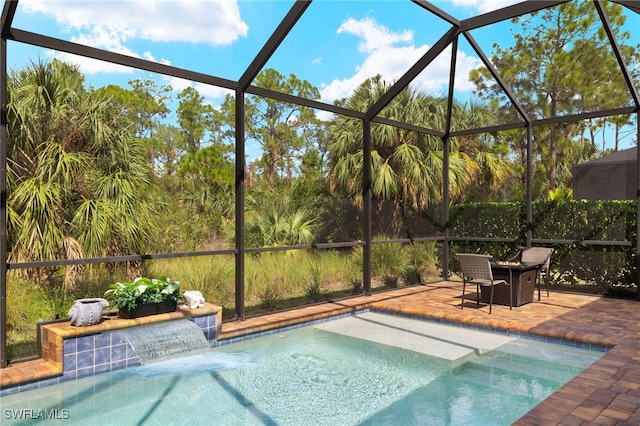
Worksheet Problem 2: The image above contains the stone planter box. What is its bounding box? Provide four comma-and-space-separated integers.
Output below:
118, 300, 177, 319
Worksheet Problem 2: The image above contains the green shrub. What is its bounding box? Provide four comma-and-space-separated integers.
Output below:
449, 200, 636, 293
351, 238, 408, 278
148, 256, 235, 308
350, 277, 363, 295
403, 241, 439, 279
382, 273, 399, 288
6, 275, 57, 359
304, 259, 325, 302
403, 267, 422, 285
258, 286, 282, 311
103, 276, 180, 310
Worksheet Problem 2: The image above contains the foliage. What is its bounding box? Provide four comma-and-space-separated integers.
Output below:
258, 286, 283, 311
97, 78, 172, 175
178, 143, 235, 232
403, 268, 422, 286
154, 210, 215, 253
352, 239, 409, 278
242, 250, 354, 312
239, 185, 318, 247
382, 273, 399, 288
103, 277, 180, 310
327, 75, 512, 238
449, 199, 636, 293
146, 256, 235, 308
304, 281, 324, 302
212, 68, 323, 184
450, 202, 525, 240
350, 239, 444, 283
6, 275, 57, 358
245, 208, 316, 247
7, 59, 159, 289
350, 278, 363, 295
403, 241, 440, 278
178, 144, 234, 191
304, 258, 326, 302
469, 1, 640, 191
177, 86, 214, 154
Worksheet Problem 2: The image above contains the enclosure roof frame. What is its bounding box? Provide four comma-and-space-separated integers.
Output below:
0, 0, 638, 368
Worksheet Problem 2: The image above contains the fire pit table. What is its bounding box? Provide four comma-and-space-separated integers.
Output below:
480, 261, 540, 307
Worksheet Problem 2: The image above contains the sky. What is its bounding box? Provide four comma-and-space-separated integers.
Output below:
6, 0, 640, 155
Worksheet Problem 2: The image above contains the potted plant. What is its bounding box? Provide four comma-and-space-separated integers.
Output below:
104, 276, 180, 319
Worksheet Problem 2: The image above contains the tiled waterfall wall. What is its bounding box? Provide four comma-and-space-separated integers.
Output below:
1, 313, 218, 396
63, 314, 218, 379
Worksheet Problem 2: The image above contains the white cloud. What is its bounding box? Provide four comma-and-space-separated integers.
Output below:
50, 51, 135, 75
193, 82, 232, 101
21, 0, 248, 74
337, 17, 413, 54
453, 50, 482, 93
320, 17, 481, 104
443, 0, 522, 14
164, 76, 231, 102
22, 0, 248, 44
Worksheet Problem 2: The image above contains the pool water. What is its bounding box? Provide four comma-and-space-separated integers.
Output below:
0, 312, 604, 425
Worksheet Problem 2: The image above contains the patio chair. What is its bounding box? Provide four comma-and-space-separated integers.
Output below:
457, 253, 508, 314
509, 247, 554, 301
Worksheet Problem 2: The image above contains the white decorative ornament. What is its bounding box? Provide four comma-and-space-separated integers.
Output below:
183, 291, 205, 309
68, 298, 109, 326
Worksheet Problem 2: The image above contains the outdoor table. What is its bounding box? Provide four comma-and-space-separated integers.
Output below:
482, 261, 540, 307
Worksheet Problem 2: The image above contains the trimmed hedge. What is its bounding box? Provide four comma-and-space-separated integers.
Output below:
448, 200, 636, 296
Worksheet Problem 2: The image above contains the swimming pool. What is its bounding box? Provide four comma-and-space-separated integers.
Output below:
0, 312, 604, 425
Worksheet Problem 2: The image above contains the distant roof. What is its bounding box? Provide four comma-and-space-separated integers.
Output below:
575, 147, 637, 167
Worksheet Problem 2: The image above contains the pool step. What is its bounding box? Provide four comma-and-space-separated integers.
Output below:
454, 361, 560, 400
482, 337, 602, 367
457, 351, 578, 389
314, 311, 517, 365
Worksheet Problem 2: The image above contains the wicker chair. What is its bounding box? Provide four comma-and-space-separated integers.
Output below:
510, 247, 554, 300
457, 253, 508, 314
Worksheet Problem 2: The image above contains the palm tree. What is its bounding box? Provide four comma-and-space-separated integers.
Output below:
448, 100, 514, 202
242, 185, 315, 247
328, 76, 484, 238
245, 208, 315, 247
7, 59, 159, 289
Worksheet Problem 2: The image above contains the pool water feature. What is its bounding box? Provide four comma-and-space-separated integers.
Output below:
0, 312, 604, 425
117, 319, 211, 364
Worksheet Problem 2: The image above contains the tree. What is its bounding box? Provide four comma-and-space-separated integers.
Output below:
7, 60, 159, 289
470, 1, 639, 191
96, 78, 172, 175
214, 68, 322, 183
178, 143, 235, 216
327, 76, 511, 238
152, 123, 184, 179
242, 185, 316, 247
176, 86, 214, 154
449, 100, 514, 202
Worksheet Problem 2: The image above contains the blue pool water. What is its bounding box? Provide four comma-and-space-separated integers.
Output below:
0, 312, 604, 425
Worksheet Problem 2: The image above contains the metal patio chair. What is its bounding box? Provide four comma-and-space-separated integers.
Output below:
457, 253, 508, 314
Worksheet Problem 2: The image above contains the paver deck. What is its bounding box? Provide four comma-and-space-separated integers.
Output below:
2, 281, 639, 425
